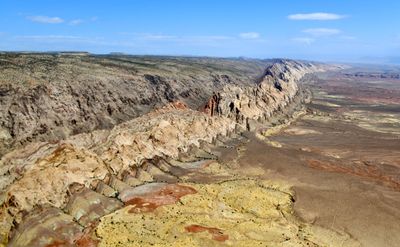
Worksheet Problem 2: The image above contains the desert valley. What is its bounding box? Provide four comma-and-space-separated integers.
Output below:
0, 53, 399, 246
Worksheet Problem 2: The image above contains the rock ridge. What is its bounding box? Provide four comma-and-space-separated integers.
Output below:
0, 57, 336, 246
201, 60, 328, 130
0, 54, 270, 155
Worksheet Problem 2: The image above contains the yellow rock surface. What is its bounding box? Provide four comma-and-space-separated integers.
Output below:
96, 179, 359, 247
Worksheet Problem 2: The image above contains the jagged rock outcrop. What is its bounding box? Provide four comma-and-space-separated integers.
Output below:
0, 56, 337, 246
202, 60, 328, 130
0, 104, 238, 243
0, 60, 320, 213
0, 54, 270, 156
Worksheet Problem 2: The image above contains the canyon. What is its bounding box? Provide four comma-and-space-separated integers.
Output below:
0, 53, 399, 247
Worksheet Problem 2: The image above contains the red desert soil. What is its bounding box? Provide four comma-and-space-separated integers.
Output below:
45, 240, 67, 247
307, 159, 400, 191
126, 184, 197, 213
74, 223, 100, 247
185, 224, 229, 242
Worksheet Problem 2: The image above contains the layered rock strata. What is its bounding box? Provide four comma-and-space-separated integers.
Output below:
202, 60, 326, 130
0, 58, 333, 246
0, 105, 236, 244
0, 54, 269, 156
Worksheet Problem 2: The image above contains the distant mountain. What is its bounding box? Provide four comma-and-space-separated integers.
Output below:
357, 56, 400, 65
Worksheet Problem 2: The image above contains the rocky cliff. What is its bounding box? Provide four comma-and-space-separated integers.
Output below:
1, 103, 236, 212
1, 104, 238, 243
0, 55, 333, 246
202, 60, 327, 130
0, 54, 270, 156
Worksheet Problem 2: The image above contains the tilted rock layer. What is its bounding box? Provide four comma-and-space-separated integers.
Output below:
202, 60, 329, 129
1, 106, 235, 214
0, 54, 270, 155
0, 56, 337, 246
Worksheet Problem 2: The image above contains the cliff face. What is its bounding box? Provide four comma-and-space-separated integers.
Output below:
0, 54, 269, 155
0, 58, 325, 215
201, 60, 327, 129
0, 56, 332, 246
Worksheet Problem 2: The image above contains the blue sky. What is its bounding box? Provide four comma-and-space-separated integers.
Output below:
0, 0, 399, 62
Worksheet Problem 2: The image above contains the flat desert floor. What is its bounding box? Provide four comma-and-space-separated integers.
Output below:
221, 71, 400, 247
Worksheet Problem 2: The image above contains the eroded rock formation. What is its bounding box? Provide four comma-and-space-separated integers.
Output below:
201, 60, 328, 130
0, 56, 339, 246
0, 54, 269, 156
0, 105, 235, 212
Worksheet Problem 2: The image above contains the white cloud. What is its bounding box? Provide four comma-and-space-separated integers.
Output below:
288, 13, 346, 21
69, 19, 83, 25
302, 28, 341, 36
27, 15, 64, 24
292, 37, 315, 45
239, 32, 260, 39
26, 16, 95, 25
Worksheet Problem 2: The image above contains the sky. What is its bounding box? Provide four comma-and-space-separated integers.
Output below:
0, 0, 399, 63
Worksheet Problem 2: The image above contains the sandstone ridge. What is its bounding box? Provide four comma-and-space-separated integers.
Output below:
0, 54, 270, 155
202, 60, 328, 130
0, 57, 337, 246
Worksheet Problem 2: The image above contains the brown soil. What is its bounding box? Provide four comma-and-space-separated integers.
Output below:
221, 71, 400, 247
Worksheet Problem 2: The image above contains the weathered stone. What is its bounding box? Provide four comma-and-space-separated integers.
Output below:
0, 59, 334, 245
119, 183, 197, 213
0, 54, 271, 156
65, 188, 122, 226
123, 175, 143, 187
96, 180, 359, 247
109, 176, 131, 193
8, 206, 83, 247
96, 181, 118, 198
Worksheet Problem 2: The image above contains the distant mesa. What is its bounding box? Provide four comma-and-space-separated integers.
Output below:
109, 52, 130, 55
56, 51, 91, 56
